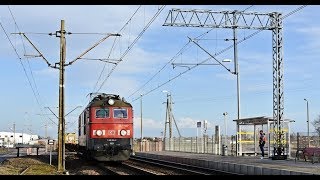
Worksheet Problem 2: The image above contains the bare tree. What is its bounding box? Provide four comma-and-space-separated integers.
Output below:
312, 115, 320, 136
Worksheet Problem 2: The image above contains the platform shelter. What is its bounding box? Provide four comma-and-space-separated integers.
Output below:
233, 116, 294, 158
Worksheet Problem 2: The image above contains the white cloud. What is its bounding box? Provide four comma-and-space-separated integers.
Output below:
134, 117, 162, 129
296, 27, 320, 35
215, 73, 234, 81
34, 67, 58, 79
175, 117, 215, 129
102, 76, 142, 97
245, 83, 271, 92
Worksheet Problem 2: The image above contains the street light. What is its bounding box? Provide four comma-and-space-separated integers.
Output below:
223, 112, 228, 145
222, 58, 240, 122
162, 90, 169, 94
222, 112, 228, 156
304, 98, 310, 147
140, 94, 143, 152
222, 59, 232, 63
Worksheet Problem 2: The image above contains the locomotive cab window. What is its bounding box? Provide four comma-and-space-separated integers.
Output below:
113, 108, 128, 118
96, 108, 110, 118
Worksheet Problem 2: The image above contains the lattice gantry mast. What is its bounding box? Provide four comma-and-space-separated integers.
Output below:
271, 12, 285, 159
163, 9, 286, 159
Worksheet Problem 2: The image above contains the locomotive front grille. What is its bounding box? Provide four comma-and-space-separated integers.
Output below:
89, 138, 131, 151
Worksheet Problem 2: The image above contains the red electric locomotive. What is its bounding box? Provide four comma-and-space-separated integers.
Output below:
78, 93, 133, 161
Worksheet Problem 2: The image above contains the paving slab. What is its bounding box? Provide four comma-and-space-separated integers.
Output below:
135, 151, 320, 175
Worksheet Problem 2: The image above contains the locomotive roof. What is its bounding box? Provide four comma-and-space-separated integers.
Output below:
87, 93, 132, 108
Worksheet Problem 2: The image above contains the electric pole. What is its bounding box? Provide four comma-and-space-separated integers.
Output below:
17, 20, 120, 172
162, 90, 181, 151
57, 19, 66, 172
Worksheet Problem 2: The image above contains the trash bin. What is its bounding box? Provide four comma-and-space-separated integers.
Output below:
222, 145, 228, 156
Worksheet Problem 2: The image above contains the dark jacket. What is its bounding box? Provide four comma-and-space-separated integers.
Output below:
259, 133, 266, 146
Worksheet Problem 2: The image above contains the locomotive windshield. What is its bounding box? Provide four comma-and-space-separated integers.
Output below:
113, 108, 128, 118
96, 108, 110, 118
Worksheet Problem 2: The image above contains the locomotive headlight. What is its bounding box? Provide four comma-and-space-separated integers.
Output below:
120, 129, 127, 136
108, 99, 115, 105
96, 130, 103, 136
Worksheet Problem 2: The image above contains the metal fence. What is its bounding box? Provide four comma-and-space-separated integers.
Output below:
133, 139, 163, 152
133, 135, 236, 156
162, 136, 236, 155
293, 132, 320, 149
133, 132, 320, 160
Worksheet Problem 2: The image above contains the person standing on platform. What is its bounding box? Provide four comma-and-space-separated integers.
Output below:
259, 130, 266, 159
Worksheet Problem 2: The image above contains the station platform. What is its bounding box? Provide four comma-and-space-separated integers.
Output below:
135, 151, 320, 175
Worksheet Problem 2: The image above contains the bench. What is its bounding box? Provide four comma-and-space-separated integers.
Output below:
296, 147, 320, 164
15, 144, 45, 157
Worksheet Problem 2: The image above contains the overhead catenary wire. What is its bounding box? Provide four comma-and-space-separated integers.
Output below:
19, 33, 53, 67
77, 6, 143, 109
0, 28, 52, 124
128, 5, 255, 99
130, 5, 308, 102
90, 5, 142, 95
60, 7, 141, 107
91, 37, 118, 92
8, 6, 27, 55
119, 6, 166, 60
19, 32, 118, 35
95, 5, 166, 93
127, 41, 192, 99
173, 83, 320, 104
4, 6, 56, 126
9, 5, 44, 105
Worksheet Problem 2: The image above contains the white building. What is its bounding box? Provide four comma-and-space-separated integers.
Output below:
0, 131, 39, 148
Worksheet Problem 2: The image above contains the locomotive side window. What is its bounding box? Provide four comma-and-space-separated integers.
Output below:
113, 108, 128, 118
96, 108, 110, 118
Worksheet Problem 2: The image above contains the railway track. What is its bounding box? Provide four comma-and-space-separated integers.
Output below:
129, 155, 243, 175
97, 162, 160, 175
82, 153, 242, 175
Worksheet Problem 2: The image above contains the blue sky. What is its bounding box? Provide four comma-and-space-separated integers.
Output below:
0, 5, 318, 139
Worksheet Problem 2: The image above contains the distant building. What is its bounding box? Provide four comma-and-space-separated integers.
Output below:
0, 131, 39, 148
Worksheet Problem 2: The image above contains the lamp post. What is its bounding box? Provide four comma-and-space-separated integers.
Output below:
140, 94, 143, 152
223, 57, 239, 155
222, 58, 240, 121
223, 112, 228, 145
304, 98, 310, 147
222, 112, 228, 156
